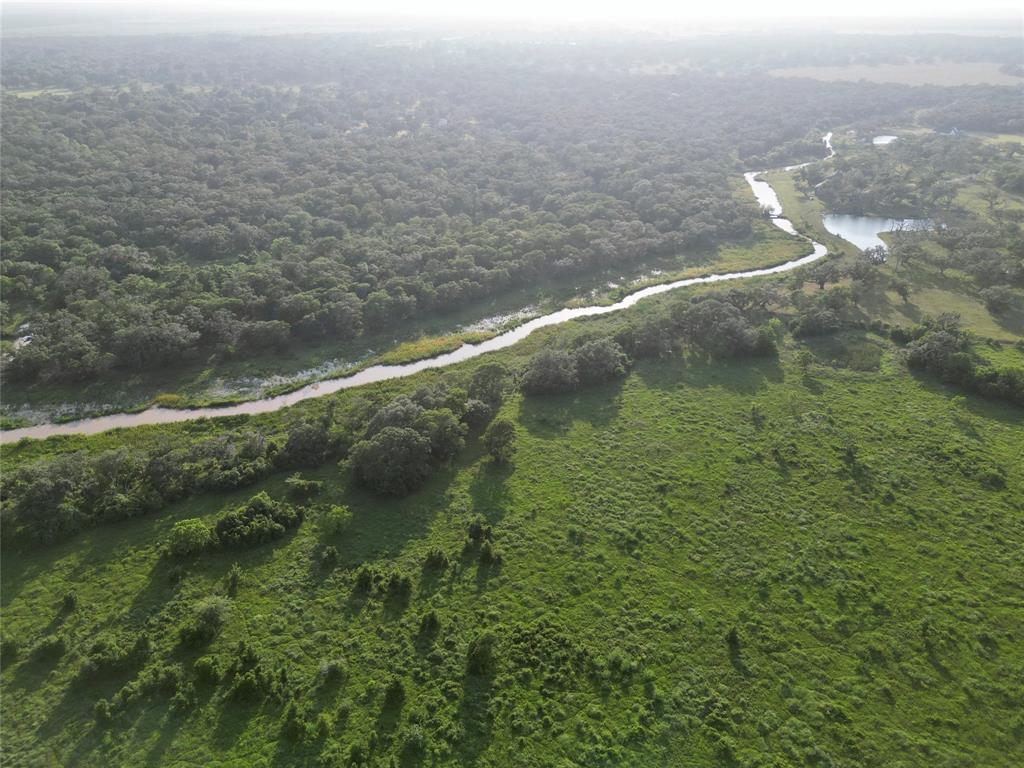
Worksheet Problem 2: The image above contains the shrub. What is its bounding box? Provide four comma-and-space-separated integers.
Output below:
419, 610, 441, 636
462, 398, 495, 430
61, 591, 78, 612
354, 566, 375, 592
164, 518, 217, 557
318, 659, 345, 685
215, 492, 300, 548
320, 545, 339, 569
225, 562, 242, 596
180, 596, 229, 646
284, 472, 323, 501
423, 548, 449, 569
348, 427, 433, 496
365, 395, 424, 437
94, 699, 113, 725
228, 667, 272, 702
674, 298, 765, 357
980, 285, 1014, 315
193, 655, 221, 685
77, 632, 149, 680
399, 724, 427, 758
468, 363, 510, 406
320, 504, 353, 536
520, 350, 578, 395
483, 418, 517, 464
385, 572, 412, 597
277, 421, 332, 468
573, 338, 630, 385
479, 540, 501, 565
414, 408, 467, 464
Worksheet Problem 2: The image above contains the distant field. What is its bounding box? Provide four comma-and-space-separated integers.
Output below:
769, 62, 1022, 87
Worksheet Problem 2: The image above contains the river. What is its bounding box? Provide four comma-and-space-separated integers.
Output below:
1, 137, 833, 443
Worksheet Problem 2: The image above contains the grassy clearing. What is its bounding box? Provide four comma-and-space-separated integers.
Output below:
373, 331, 497, 366
2, 341, 1022, 766
966, 132, 1024, 145
8, 87, 74, 98
769, 62, 1023, 87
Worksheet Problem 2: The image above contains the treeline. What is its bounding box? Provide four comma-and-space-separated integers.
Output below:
3, 33, 1020, 90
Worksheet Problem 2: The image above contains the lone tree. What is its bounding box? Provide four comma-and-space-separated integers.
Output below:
483, 418, 517, 464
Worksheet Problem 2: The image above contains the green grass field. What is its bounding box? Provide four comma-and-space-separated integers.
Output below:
3, 337, 1022, 767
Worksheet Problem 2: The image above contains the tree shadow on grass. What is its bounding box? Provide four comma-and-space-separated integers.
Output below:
332, 460, 464, 568
134, 700, 187, 766
456, 669, 494, 765
35, 653, 152, 763
908, 369, 1023, 425
634, 354, 784, 396
417, 560, 449, 600
468, 461, 513, 525
474, 559, 502, 594
514, 395, 578, 438
514, 378, 626, 439
211, 696, 265, 751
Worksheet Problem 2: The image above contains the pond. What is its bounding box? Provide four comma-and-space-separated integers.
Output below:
873, 135, 899, 145
822, 214, 929, 251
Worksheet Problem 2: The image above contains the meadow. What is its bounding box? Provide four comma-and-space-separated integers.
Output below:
3, 330, 1022, 767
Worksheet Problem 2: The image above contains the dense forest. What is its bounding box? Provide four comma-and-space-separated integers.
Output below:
2, 36, 1020, 388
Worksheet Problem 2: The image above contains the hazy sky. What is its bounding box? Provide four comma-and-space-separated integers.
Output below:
8, 0, 1024, 21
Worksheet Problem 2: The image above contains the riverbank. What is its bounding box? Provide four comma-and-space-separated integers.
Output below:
1, 221, 806, 426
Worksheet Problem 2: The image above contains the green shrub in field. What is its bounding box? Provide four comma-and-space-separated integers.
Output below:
164, 517, 217, 557
320, 504, 352, 536
520, 349, 578, 395
483, 418, 517, 464
573, 338, 630, 385
214, 492, 300, 547
284, 472, 323, 501
180, 596, 229, 647
348, 427, 433, 496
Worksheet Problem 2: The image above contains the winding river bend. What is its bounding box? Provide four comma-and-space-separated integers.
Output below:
1, 136, 833, 443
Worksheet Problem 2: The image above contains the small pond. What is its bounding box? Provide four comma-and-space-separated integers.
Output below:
873, 135, 899, 145
822, 214, 930, 251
